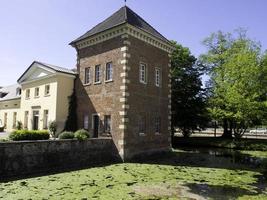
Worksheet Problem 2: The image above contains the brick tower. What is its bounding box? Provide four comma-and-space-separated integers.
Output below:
70, 6, 174, 160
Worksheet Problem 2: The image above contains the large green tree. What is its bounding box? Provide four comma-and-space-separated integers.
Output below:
171, 41, 208, 137
200, 29, 267, 138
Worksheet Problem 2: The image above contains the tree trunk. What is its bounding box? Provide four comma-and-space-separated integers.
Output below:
221, 119, 232, 138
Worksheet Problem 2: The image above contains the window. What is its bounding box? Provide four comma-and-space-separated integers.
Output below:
43, 110, 49, 129
104, 115, 111, 133
34, 87, 39, 97
13, 112, 17, 128
4, 113, 7, 128
24, 111, 29, 129
139, 63, 147, 84
94, 65, 101, 83
84, 67, 91, 84
84, 114, 89, 130
138, 115, 146, 135
26, 89, 30, 99
105, 62, 113, 81
155, 68, 161, 87
45, 85, 50, 96
155, 116, 161, 134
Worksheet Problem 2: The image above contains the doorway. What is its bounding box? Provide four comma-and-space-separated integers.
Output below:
33, 110, 39, 130
92, 114, 99, 138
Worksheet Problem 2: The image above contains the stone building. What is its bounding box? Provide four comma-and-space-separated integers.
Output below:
70, 6, 174, 160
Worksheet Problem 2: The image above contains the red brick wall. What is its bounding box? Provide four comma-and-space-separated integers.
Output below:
125, 36, 171, 158
75, 36, 125, 149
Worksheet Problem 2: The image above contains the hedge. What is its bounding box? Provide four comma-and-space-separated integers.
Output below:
9, 130, 50, 141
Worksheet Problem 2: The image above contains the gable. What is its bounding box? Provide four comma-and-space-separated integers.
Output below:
18, 62, 55, 84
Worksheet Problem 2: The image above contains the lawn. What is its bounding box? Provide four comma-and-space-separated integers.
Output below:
0, 149, 266, 200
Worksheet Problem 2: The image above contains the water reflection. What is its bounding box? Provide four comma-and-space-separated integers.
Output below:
179, 147, 265, 168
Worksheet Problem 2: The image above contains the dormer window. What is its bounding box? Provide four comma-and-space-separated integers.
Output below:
0, 92, 7, 98
16, 88, 21, 96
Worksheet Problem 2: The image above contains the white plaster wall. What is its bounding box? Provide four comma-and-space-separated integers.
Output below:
0, 99, 21, 132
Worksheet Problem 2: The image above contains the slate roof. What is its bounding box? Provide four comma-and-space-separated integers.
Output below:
70, 6, 170, 45
0, 84, 21, 102
34, 61, 77, 75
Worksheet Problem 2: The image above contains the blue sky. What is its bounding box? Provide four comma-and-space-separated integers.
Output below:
1, 0, 267, 86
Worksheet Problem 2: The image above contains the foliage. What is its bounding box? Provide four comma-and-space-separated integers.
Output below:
199, 29, 267, 138
58, 131, 75, 139
49, 121, 57, 138
64, 88, 78, 132
171, 41, 209, 137
0, 151, 266, 199
16, 121, 23, 130
9, 130, 50, 141
74, 129, 90, 140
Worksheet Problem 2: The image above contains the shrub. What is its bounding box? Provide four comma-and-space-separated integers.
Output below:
49, 121, 57, 138
9, 130, 50, 141
16, 121, 23, 130
58, 131, 74, 139
74, 129, 90, 141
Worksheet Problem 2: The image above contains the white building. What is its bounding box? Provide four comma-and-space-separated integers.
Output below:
0, 61, 76, 133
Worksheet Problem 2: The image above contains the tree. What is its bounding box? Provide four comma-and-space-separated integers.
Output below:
200, 29, 267, 138
64, 88, 78, 132
171, 41, 208, 137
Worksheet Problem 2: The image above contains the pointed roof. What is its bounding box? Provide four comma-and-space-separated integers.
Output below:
70, 6, 169, 45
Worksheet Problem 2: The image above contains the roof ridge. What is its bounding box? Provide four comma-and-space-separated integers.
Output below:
124, 6, 128, 22
125, 6, 169, 42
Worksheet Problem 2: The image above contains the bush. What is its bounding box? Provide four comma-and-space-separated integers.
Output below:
9, 130, 50, 141
16, 121, 23, 130
74, 129, 90, 140
58, 131, 74, 139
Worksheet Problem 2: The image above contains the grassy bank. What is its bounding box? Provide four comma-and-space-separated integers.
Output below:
1, 150, 266, 199
172, 137, 267, 151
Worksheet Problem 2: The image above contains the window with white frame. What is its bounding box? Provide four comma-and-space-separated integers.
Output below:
34, 87, 39, 97
45, 85, 50, 96
104, 115, 111, 133
155, 68, 161, 87
84, 114, 89, 130
139, 63, 147, 84
84, 67, 91, 84
95, 65, 101, 83
105, 62, 113, 81
26, 89, 30, 99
